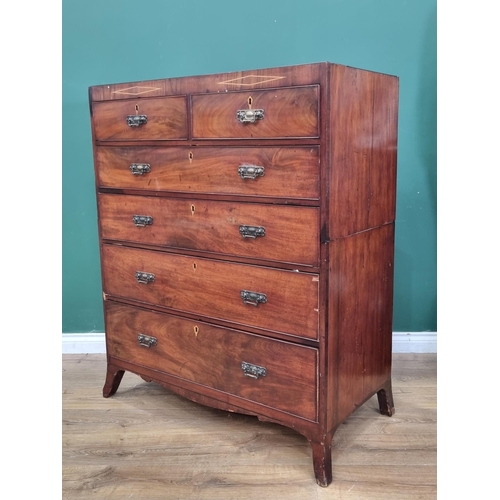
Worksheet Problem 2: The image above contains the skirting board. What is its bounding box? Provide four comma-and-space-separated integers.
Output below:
62, 332, 437, 354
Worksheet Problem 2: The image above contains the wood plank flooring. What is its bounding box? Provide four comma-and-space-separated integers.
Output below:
62, 353, 436, 499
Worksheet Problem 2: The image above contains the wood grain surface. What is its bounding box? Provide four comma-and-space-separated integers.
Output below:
101, 245, 320, 340
62, 353, 436, 499
96, 145, 320, 200
329, 65, 398, 238
192, 86, 319, 139
99, 194, 319, 266
105, 302, 318, 421
90, 63, 325, 101
88, 63, 400, 488
331, 224, 395, 426
93, 96, 188, 141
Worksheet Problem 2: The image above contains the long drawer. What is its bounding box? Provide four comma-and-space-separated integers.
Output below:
96, 146, 320, 199
101, 245, 319, 340
92, 96, 188, 141
105, 302, 318, 421
99, 194, 319, 266
191, 86, 319, 139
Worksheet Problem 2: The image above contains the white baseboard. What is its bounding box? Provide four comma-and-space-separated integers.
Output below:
62, 334, 107, 354
392, 331, 437, 353
62, 331, 437, 354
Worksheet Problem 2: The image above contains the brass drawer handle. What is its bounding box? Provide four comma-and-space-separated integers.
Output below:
133, 215, 153, 227
241, 361, 267, 379
236, 109, 264, 123
241, 290, 267, 306
138, 334, 157, 348
239, 225, 265, 239
238, 164, 265, 180
130, 163, 151, 175
135, 271, 155, 284
126, 115, 148, 127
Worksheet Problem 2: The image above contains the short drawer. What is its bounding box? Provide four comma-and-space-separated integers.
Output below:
102, 245, 319, 340
99, 194, 319, 266
92, 96, 188, 141
105, 302, 318, 421
191, 86, 319, 139
96, 146, 320, 200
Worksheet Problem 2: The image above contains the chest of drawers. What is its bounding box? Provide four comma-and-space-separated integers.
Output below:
88, 62, 399, 487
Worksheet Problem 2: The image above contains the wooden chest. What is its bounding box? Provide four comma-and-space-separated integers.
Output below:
88, 62, 399, 486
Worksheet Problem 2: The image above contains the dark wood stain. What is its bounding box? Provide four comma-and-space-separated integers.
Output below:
105, 301, 318, 421
99, 194, 320, 266
192, 86, 319, 139
88, 62, 399, 487
96, 145, 320, 199
101, 244, 320, 340
93, 96, 188, 141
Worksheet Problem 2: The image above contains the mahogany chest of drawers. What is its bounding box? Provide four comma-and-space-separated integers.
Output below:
88, 62, 399, 486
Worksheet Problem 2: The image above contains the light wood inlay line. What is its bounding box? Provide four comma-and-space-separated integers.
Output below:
218, 75, 286, 86
112, 86, 162, 95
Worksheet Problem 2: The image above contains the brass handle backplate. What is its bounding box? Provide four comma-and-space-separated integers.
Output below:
241, 361, 267, 379
133, 215, 153, 227
238, 165, 265, 180
239, 225, 265, 239
236, 109, 264, 123
135, 271, 155, 284
240, 290, 267, 306
130, 163, 151, 175
138, 334, 157, 348
126, 115, 148, 127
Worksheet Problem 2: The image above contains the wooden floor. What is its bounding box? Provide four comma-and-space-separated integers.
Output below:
62, 353, 436, 499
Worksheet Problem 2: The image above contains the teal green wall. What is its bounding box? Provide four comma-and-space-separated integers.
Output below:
63, 0, 436, 332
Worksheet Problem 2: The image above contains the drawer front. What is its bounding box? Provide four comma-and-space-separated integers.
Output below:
99, 194, 319, 266
102, 245, 319, 340
192, 86, 319, 139
105, 302, 318, 421
96, 146, 320, 199
93, 97, 188, 141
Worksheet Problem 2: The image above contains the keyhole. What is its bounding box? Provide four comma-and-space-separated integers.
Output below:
194, 325, 199, 337
248, 96, 253, 108
193, 263, 197, 270
135, 104, 139, 114
191, 204, 195, 215
189, 151, 193, 163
